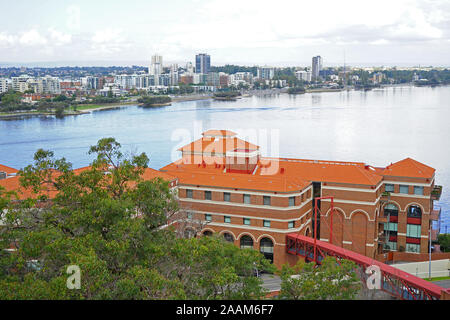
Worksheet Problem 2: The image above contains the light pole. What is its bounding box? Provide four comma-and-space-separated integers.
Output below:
429, 228, 432, 280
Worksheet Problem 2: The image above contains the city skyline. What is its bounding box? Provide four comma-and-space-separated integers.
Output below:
0, 0, 449, 67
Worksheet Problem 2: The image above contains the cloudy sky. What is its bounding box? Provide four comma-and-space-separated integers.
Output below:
0, 0, 449, 67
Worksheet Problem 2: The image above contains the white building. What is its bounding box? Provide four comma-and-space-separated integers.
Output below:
11, 75, 32, 92
149, 54, 163, 85
170, 64, 179, 86
0, 79, 10, 94
257, 67, 275, 80
295, 70, 312, 82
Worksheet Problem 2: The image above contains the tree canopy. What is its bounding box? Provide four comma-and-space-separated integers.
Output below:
0, 138, 272, 299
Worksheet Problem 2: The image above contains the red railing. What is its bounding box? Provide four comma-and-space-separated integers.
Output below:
286, 233, 448, 300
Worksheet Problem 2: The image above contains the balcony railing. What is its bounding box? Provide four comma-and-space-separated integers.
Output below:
431, 185, 442, 201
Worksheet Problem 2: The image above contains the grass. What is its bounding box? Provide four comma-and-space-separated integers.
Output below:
426, 276, 450, 282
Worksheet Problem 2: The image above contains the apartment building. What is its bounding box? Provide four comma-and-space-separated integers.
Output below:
161, 130, 442, 268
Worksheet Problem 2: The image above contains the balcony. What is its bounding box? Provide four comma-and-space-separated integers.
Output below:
430, 206, 441, 221
431, 185, 442, 201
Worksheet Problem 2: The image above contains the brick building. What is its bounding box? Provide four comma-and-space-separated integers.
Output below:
161, 130, 443, 268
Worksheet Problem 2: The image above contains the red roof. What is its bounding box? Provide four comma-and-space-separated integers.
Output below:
178, 137, 260, 153
382, 158, 435, 179
0, 164, 19, 174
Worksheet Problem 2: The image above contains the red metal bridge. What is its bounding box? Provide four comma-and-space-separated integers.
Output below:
286, 233, 449, 300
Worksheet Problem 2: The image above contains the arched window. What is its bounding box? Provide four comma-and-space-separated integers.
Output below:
408, 205, 422, 218
203, 231, 213, 237
384, 203, 399, 217
240, 235, 254, 249
260, 237, 274, 264
223, 232, 234, 243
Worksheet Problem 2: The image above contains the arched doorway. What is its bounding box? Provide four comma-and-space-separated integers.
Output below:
260, 237, 274, 264
240, 235, 254, 249
203, 230, 213, 237
351, 212, 368, 255
223, 232, 234, 243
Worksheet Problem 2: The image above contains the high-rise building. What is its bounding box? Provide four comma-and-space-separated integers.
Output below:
149, 54, 163, 85
312, 56, 323, 80
195, 54, 211, 74
170, 64, 179, 86
0, 79, 10, 94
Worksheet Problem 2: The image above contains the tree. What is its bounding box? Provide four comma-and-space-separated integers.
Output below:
0, 138, 272, 300
278, 257, 360, 300
437, 234, 450, 252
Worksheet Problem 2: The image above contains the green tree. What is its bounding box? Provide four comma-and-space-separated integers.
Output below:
278, 257, 360, 300
0, 138, 272, 300
437, 234, 450, 252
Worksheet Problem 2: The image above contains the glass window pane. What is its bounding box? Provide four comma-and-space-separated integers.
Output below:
414, 186, 424, 195
243, 194, 251, 204
288, 221, 295, 228
263, 196, 271, 206
399, 185, 409, 194
224, 216, 231, 223
243, 218, 251, 225
385, 184, 395, 192
264, 220, 271, 228
224, 193, 231, 202
205, 191, 212, 200
186, 189, 193, 198
205, 214, 212, 221
289, 197, 295, 206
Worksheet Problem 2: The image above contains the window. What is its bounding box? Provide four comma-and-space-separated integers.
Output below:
240, 235, 254, 249
205, 191, 212, 200
243, 218, 251, 226
384, 203, 399, 217
406, 243, 420, 253
384, 222, 398, 232
243, 194, 251, 204
263, 220, 271, 228
224, 192, 231, 202
385, 184, 394, 192
186, 189, 193, 198
407, 224, 421, 238
384, 241, 397, 251
289, 197, 296, 207
408, 205, 422, 218
414, 186, 424, 195
399, 185, 409, 194
263, 196, 271, 206
223, 233, 234, 243
224, 216, 231, 223
205, 214, 212, 222
288, 221, 295, 229
187, 212, 193, 220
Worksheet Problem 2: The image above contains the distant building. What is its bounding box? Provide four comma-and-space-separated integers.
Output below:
295, 70, 312, 82
257, 67, 275, 80
0, 78, 10, 93
312, 56, 323, 80
372, 72, 384, 84
193, 73, 207, 85
186, 62, 195, 74
180, 74, 194, 85
207, 72, 220, 87
219, 73, 229, 88
149, 54, 163, 85
170, 64, 179, 86
195, 54, 211, 74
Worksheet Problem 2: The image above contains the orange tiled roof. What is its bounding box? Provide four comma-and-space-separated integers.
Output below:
161, 161, 310, 193
0, 166, 176, 200
382, 158, 435, 179
0, 164, 19, 174
178, 137, 260, 153
202, 130, 237, 137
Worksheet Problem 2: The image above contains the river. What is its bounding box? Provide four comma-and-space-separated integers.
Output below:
1, 85, 449, 230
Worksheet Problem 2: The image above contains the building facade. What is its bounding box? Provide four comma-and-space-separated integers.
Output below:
161, 130, 442, 268
195, 53, 211, 74
312, 56, 323, 80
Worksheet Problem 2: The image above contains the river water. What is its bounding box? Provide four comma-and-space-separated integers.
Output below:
1, 85, 449, 230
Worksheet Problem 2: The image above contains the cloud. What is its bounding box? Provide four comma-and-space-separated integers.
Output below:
19, 29, 48, 46
90, 28, 131, 55
48, 28, 72, 46
0, 32, 17, 48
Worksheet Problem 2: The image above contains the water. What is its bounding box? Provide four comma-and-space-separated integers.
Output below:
1, 85, 449, 230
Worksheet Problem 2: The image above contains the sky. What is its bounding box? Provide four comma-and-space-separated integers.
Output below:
0, 0, 449, 67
